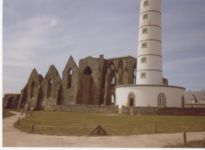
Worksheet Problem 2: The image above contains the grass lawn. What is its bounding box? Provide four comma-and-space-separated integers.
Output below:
3, 109, 15, 119
14, 111, 205, 136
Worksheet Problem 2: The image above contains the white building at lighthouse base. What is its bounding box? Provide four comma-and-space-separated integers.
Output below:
115, 85, 185, 108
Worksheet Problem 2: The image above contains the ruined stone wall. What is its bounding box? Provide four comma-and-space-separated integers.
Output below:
4, 55, 137, 110
62, 56, 80, 105
42, 65, 63, 110
18, 69, 43, 109
78, 56, 105, 105
3, 94, 21, 109
104, 56, 137, 105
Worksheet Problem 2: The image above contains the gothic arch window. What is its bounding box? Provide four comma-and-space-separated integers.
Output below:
111, 75, 116, 85
128, 92, 135, 107
111, 94, 115, 105
30, 81, 35, 98
83, 66, 92, 75
158, 93, 166, 107
47, 79, 53, 98
67, 69, 72, 89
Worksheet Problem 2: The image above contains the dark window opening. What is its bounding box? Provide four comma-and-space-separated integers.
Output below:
128, 92, 135, 107
67, 69, 72, 89
111, 94, 115, 105
83, 66, 92, 75
47, 79, 53, 98
111, 75, 116, 85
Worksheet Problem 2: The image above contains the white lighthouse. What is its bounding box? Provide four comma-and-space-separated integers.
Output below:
115, 0, 185, 110
137, 0, 162, 85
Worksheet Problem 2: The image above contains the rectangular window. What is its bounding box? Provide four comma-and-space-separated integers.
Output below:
142, 28, 148, 34
141, 43, 147, 48
141, 57, 147, 63
143, 0, 149, 7
143, 14, 148, 20
141, 72, 146, 79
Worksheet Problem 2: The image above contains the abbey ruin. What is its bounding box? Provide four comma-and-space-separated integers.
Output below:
4, 55, 137, 110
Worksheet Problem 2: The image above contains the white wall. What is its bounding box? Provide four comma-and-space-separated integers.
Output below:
136, 71, 162, 85
116, 85, 185, 108
140, 0, 161, 13
139, 26, 161, 41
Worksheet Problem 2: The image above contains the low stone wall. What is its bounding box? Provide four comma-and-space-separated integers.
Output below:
121, 106, 205, 116
46, 104, 119, 114
121, 106, 157, 115
185, 103, 205, 108
157, 107, 205, 116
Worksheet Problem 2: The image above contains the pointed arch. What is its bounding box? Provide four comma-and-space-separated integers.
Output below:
83, 66, 92, 75
67, 68, 72, 89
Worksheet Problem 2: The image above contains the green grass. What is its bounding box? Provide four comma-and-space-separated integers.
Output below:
3, 109, 15, 119
14, 111, 205, 136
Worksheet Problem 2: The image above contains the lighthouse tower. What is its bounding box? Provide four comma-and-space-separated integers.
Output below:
115, 0, 185, 109
137, 0, 162, 85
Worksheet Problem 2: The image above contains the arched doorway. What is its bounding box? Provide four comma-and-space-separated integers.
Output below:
128, 92, 135, 107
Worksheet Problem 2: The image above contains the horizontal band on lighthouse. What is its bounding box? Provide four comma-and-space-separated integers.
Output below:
139, 25, 161, 29
137, 69, 162, 72
137, 54, 162, 58
138, 39, 161, 43
140, 10, 161, 15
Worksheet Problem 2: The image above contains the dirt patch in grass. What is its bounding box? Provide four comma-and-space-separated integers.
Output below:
14, 111, 205, 136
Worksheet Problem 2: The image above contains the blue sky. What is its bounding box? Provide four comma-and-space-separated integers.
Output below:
3, 0, 205, 94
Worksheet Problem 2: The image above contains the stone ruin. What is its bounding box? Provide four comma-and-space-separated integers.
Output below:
3, 55, 137, 110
